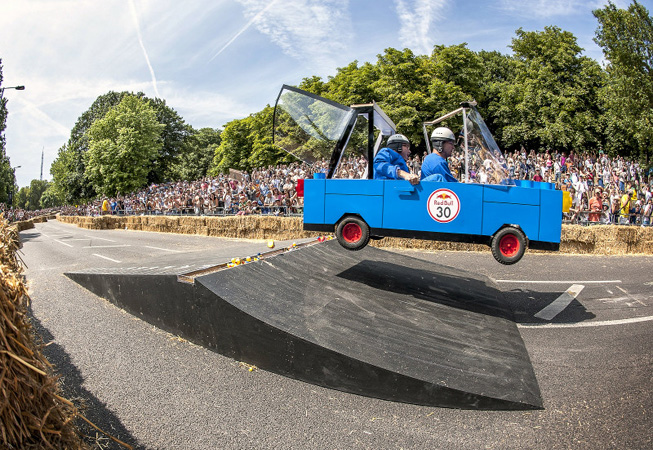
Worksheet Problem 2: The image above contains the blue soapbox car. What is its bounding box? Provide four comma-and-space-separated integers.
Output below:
273, 85, 564, 264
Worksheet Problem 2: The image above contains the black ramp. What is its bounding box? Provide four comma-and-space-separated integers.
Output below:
195, 240, 542, 409
66, 240, 542, 410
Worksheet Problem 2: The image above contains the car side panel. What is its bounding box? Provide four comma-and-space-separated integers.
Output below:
382, 181, 484, 235
538, 188, 563, 243
482, 202, 540, 240
305, 179, 561, 246
324, 194, 384, 227
303, 179, 326, 225
320, 179, 385, 227
325, 179, 385, 196
483, 184, 540, 205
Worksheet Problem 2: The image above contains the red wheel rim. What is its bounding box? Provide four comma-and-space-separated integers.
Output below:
499, 234, 519, 257
342, 223, 362, 243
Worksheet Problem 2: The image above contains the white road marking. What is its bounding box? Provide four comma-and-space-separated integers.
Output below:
615, 285, 647, 306
534, 284, 584, 320
145, 246, 181, 252
82, 245, 131, 249
85, 236, 116, 242
495, 280, 621, 284
54, 240, 73, 247
92, 254, 122, 263
519, 315, 653, 328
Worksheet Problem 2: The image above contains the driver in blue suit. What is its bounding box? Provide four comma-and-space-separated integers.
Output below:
373, 134, 420, 185
421, 127, 458, 182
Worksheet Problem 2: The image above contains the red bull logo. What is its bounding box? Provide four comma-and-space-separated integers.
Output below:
427, 189, 461, 223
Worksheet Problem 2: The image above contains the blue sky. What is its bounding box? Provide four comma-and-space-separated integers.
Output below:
0, 0, 639, 187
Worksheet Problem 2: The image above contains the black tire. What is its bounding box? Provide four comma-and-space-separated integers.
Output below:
491, 226, 526, 265
335, 216, 370, 251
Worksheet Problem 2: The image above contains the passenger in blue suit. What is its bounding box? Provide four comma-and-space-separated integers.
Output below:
421, 127, 458, 182
373, 134, 420, 185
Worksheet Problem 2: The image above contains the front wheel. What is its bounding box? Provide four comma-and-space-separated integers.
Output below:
491, 227, 526, 265
335, 216, 370, 251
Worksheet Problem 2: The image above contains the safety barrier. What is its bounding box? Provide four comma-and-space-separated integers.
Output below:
101, 205, 303, 217
564, 209, 652, 226
55, 215, 653, 256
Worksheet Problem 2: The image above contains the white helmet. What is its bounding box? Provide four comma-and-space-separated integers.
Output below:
431, 127, 455, 142
387, 134, 410, 152
431, 127, 455, 153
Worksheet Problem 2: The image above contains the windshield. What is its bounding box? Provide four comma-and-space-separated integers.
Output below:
273, 85, 356, 164
424, 106, 512, 185
462, 108, 512, 185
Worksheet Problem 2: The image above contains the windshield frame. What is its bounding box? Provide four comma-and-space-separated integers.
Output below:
422, 102, 511, 185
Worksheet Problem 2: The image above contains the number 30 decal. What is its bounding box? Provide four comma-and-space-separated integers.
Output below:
427, 188, 461, 223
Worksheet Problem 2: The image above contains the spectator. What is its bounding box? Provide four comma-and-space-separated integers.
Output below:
588, 189, 603, 223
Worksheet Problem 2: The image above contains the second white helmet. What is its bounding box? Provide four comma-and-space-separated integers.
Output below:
431, 127, 455, 142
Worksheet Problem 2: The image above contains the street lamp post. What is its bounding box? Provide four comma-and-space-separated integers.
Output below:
0, 85, 25, 100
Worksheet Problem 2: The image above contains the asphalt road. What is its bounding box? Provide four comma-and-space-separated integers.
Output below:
20, 219, 652, 449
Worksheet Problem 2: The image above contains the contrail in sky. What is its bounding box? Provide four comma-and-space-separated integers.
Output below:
129, 0, 161, 98
208, 0, 279, 63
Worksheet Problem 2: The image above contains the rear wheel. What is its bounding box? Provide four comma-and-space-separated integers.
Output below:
491, 227, 526, 265
335, 216, 370, 251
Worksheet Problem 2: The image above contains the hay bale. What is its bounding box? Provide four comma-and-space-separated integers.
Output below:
56, 215, 653, 256
0, 217, 87, 449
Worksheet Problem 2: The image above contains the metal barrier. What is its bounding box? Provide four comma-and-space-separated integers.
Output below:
108, 205, 304, 218
563, 209, 651, 226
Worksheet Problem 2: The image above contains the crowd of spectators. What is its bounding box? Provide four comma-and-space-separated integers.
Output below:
427, 147, 653, 225
0, 205, 61, 223
3, 148, 652, 226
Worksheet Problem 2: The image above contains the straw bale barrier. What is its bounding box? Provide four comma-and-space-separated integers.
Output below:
56, 215, 653, 256
0, 219, 87, 449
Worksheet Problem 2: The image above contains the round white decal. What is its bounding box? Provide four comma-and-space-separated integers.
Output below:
427, 188, 461, 223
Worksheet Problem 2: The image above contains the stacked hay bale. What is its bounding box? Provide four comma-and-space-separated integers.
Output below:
56, 215, 653, 255
0, 218, 86, 449
562, 224, 653, 255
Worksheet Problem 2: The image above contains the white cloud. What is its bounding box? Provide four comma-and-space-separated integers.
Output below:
129, 0, 161, 98
233, 0, 354, 71
394, 0, 448, 54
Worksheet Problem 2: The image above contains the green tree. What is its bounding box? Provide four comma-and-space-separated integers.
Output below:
321, 61, 379, 105
169, 127, 222, 181
371, 48, 437, 152
51, 91, 128, 202
85, 95, 163, 196
0, 61, 18, 204
52, 91, 190, 202
26, 179, 48, 211
210, 106, 293, 174
594, 0, 653, 165
144, 97, 190, 184
493, 26, 605, 152
431, 44, 484, 100
50, 143, 85, 204
40, 183, 62, 208
16, 186, 29, 209
475, 50, 520, 139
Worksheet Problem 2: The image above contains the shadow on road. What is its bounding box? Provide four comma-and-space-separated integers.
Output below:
28, 306, 143, 450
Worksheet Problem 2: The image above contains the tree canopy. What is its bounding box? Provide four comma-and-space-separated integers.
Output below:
0, 61, 18, 205
46, 2, 652, 205
85, 95, 164, 197
594, 0, 653, 164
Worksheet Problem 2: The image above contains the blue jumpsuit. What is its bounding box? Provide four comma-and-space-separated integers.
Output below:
373, 147, 410, 180
420, 153, 458, 182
